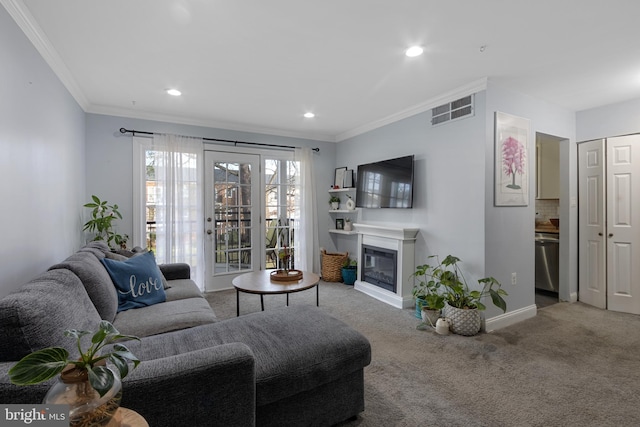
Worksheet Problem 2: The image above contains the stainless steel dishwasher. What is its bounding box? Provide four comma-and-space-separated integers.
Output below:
535, 233, 559, 292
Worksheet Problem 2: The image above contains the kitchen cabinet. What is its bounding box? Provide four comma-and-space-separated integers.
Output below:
536, 137, 560, 199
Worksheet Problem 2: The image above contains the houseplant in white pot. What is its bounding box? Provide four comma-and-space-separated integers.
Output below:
411, 263, 445, 324
415, 255, 508, 336
9, 320, 140, 426
329, 195, 340, 210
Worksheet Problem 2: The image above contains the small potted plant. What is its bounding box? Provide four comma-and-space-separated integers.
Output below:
421, 255, 508, 336
329, 195, 340, 210
341, 257, 357, 285
411, 263, 445, 325
9, 320, 140, 426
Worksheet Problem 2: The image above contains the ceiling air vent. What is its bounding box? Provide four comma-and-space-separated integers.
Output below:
431, 94, 474, 126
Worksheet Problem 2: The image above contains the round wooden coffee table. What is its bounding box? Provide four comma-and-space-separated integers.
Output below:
232, 270, 320, 316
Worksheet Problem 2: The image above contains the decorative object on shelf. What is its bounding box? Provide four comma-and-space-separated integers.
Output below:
411, 255, 507, 336
9, 321, 140, 427
334, 167, 347, 189
343, 218, 352, 232
329, 195, 340, 210
495, 111, 530, 206
321, 249, 348, 282
335, 218, 344, 230
270, 269, 304, 282
83, 195, 129, 250
345, 195, 356, 211
343, 169, 354, 188
341, 258, 357, 285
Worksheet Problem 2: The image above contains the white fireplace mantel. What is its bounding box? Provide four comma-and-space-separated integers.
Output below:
352, 223, 419, 241
353, 223, 419, 309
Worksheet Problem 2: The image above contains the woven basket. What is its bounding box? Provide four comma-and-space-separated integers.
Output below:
443, 302, 481, 336
321, 249, 348, 282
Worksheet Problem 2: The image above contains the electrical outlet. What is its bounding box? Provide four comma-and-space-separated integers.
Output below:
511, 272, 517, 285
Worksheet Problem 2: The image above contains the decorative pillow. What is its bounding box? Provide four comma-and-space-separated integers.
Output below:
101, 251, 167, 312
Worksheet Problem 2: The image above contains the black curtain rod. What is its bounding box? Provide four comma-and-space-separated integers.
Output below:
119, 128, 319, 152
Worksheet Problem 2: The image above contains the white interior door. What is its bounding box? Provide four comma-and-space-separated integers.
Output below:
204, 151, 260, 291
578, 139, 607, 309
606, 135, 640, 314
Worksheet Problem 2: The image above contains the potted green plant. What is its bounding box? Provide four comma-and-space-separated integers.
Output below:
329, 195, 340, 210
9, 320, 140, 426
83, 195, 129, 250
423, 255, 508, 336
341, 257, 357, 285
411, 263, 445, 325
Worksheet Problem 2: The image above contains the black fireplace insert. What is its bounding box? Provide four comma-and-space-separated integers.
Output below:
361, 245, 397, 292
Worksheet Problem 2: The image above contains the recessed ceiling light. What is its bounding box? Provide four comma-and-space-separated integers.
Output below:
304, 112, 315, 118
405, 46, 424, 57
166, 89, 182, 96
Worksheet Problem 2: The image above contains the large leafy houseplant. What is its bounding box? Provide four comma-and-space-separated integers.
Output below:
425, 255, 508, 312
9, 320, 140, 397
83, 195, 129, 250
411, 263, 445, 311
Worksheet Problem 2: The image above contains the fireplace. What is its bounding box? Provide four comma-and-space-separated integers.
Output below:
353, 223, 419, 309
362, 245, 397, 293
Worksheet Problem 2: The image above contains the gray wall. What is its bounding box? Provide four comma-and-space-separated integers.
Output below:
85, 113, 338, 256
337, 83, 578, 324
337, 92, 487, 294
576, 97, 640, 141
484, 80, 577, 317
0, 7, 86, 297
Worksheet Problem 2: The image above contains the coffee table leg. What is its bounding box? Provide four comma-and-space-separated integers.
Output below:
236, 289, 240, 317
286, 293, 289, 306
260, 295, 264, 311
316, 284, 319, 306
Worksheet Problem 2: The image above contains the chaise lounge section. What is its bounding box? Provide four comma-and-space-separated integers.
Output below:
0, 242, 371, 426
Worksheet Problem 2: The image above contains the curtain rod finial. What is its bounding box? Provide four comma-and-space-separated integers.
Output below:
119, 128, 127, 134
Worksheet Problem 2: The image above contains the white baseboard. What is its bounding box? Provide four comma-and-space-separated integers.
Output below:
483, 304, 537, 332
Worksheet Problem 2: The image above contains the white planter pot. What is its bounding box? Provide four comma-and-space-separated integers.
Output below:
331, 202, 339, 210
443, 302, 481, 336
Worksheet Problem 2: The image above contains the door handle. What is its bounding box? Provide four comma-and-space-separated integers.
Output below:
206, 229, 212, 235
608, 233, 613, 238
598, 232, 603, 236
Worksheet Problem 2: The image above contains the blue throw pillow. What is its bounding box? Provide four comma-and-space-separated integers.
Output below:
101, 251, 167, 312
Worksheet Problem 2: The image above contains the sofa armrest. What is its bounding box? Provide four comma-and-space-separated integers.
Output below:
121, 342, 255, 427
158, 263, 191, 280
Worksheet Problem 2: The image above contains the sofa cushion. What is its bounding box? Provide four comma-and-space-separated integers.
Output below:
164, 279, 203, 301
122, 305, 371, 406
112, 297, 217, 337
0, 269, 102, 362
101, 251, 167, 312
49, 251, 118, 322
105, 251, 171, 289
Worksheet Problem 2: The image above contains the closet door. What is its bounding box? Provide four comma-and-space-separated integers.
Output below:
606, 135, 640, 314
578, 139, 606, 309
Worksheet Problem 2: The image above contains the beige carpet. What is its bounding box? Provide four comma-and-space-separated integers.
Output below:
206, 281, 640, 427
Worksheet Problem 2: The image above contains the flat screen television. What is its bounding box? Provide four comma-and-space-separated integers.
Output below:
355, 155, 414, 208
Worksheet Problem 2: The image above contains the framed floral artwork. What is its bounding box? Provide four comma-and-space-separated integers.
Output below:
494, 111, 530, 206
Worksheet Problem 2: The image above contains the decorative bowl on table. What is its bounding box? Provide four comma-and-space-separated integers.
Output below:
270, 270, 303, 282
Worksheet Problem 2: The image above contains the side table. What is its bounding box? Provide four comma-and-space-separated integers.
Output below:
106, 408, 149, 427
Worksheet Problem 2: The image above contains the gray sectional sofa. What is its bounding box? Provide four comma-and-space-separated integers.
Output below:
0, 242, 371, 426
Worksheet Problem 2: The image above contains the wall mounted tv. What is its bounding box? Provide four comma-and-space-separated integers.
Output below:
355, 155, 414, 208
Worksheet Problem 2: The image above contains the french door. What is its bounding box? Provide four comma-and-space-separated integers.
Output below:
204, 152, 260, 291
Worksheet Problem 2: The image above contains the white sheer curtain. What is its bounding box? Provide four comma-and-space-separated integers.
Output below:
151, 134, 204, 289
294, 147, 319, 273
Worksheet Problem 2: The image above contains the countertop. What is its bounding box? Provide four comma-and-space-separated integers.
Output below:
535, 222, 559, 234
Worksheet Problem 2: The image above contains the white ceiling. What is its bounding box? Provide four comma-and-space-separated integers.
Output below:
5, 0, 640, 142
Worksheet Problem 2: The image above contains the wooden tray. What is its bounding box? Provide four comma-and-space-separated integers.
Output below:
270, 269, 303, 282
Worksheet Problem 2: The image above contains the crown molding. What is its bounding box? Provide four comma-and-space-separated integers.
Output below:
2, 0, 89, 109
335, 77, 488, 142
87, 104, 338, 143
